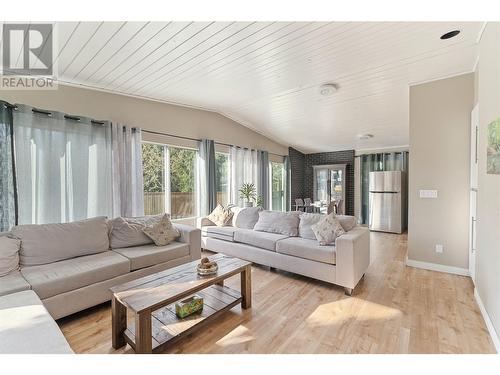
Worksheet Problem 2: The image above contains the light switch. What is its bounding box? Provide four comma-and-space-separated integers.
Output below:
419, 190, 438, 198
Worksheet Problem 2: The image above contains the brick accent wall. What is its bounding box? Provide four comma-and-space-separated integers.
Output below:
288, 147, 305, 209
289, 147, 355, 215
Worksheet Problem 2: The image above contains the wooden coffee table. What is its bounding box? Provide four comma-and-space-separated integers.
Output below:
110, 254, 252, 354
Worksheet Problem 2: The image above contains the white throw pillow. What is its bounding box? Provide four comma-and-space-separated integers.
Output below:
0, 237, 20, 276
230, 206, 261, 229
253, 210, 300, 236
142, 214, 180, 246
311, 213, 346, 245
208, 204, 233, 227
109, 215, 164, 249
299, 213, 357, 240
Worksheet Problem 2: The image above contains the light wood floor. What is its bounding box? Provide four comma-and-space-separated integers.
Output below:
58, 232, 495, 354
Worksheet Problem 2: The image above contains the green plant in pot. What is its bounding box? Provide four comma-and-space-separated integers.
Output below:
254, 195, 263, 208
239, 182, 256, 207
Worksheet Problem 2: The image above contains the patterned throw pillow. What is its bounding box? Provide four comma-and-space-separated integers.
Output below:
142, 214, 180, 246
311, 213, 346, 245
208, 204, 234, 227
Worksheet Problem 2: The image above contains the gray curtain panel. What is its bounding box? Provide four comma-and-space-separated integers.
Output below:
360, 151, 409, 224
0, 102, 17, 231
257, 150, 270, 210
111, 123, 145, 218
199, 139, 217, 215
284, 155, 291, 212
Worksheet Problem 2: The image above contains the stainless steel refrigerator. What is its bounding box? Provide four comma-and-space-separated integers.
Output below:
368, 171, 407, 234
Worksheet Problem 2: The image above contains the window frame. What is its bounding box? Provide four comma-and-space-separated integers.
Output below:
270, 160, 286, 212
142, 141, 199, 221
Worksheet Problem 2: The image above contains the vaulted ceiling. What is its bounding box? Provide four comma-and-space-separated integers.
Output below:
12, 22, 486, 152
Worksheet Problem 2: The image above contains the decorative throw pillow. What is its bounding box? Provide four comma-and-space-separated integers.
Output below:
208, 204, 233, 227
109, 215, 164, 249
253, 210, 300, 236
311, 213, 346, 245
0, 236, 20, 276
230, 206, 261, 229
142, 214, 180, 246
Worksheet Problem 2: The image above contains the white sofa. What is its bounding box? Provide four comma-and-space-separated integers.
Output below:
198, 209, 370, 295
0, 216, 201, 353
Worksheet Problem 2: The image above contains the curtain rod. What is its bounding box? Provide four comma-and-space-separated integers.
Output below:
141, 129, 286, 157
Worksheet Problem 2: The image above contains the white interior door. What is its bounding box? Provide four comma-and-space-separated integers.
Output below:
469, 104, 479, 283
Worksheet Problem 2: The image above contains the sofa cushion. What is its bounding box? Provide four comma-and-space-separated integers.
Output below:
112, 242, 189, 271
21, 251, 130, 299
253, 210, 300, 236
12, 216, 110, 266
276, 237, 336, 265
233, 228, 289, 251
0, 236, 20, 276
201, 226, 238, 242
230, 206, 261, 229
299, 213, 357, 240
0, 290, 73, 354
0, 270, 31, 297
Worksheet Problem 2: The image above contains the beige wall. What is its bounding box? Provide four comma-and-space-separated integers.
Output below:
408, 73, 474, 269
475, 22, 500, 342
0, 84, 288, 156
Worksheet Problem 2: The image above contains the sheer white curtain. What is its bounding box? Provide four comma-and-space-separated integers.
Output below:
13, 105, 113, 224
229, 146, 258, 206
111, 123, 144, 218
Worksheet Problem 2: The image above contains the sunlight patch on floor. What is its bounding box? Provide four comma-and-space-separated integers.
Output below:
304, 298, 402, 328
215, 325, 254, 347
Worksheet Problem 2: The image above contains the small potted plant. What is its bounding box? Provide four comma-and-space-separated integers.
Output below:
254, 195, 263, 208
239, 182, 256, 207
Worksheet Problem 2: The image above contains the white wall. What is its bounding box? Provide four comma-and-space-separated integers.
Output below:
0, 84, 288, 156
408, 73, 474, 270
475, 22, 500, 346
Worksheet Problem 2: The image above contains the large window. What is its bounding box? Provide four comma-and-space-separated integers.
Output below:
271, 162, 285, 211
142, 142, 197, 219
215, 152, 229, 206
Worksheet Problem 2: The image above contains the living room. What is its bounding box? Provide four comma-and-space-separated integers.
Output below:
1, 0, 500, 372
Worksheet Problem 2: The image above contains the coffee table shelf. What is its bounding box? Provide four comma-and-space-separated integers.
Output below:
111, 254, 252, 354
123, 284, 242, 353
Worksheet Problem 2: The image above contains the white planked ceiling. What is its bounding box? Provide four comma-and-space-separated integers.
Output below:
16, 22, 487, 152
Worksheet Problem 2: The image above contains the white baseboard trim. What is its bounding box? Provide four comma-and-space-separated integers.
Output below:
405, 257, 470, 276
474, 288, 500, 353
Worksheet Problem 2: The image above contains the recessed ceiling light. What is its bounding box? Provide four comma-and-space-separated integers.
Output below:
319, 83, 338, 96
358, 133, 374, 140
440, 30, 460, 40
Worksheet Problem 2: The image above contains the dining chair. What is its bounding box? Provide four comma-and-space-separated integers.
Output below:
294, 198, 305, 212
327, 200, 337, 215
303, 198, 313, 213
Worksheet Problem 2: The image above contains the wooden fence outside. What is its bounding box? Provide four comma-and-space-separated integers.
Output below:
144, 191, 228, 218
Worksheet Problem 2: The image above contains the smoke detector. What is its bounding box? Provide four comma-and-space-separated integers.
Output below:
358, 133, 374, 140
319, 83, 338, 96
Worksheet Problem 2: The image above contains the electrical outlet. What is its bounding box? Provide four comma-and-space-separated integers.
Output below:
435, 244, 444, 253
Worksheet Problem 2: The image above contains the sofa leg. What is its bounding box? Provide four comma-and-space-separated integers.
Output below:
344, 287, 353, 296
270, 267, 276, 272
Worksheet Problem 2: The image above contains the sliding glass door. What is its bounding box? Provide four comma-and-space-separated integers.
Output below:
271, 162, 285, 211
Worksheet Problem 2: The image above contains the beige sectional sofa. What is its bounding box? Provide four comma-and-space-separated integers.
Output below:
0, 216, 201, 353
198, 209, 370, 295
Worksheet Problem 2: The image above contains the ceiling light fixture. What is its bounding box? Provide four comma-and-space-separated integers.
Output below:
440, 30, 460, 40
319, 83, 338, 96
358, 134, 374, 140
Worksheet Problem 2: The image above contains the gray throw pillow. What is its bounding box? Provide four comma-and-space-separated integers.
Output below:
0, 237, 20, 276
311, 213, 346, 245
253, 210, 300, 236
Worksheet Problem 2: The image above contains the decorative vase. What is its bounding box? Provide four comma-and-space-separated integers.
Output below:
244, 201, 254, 208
